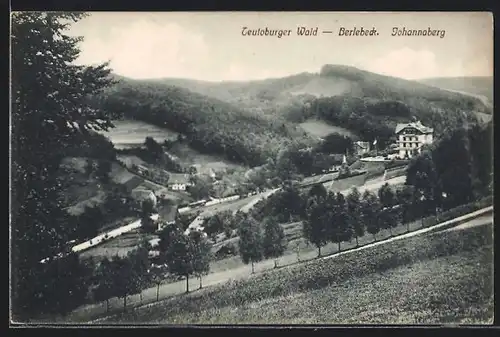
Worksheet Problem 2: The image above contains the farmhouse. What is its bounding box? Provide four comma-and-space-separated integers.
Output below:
354, 141, 370, 156
395, 120, 434, 159
130, 187, 157, 205
167, 173, 192, 191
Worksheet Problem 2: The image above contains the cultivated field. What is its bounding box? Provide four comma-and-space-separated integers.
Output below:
97, 220, 493, 324
299, 119, 359, 139
99, 120, 179, 149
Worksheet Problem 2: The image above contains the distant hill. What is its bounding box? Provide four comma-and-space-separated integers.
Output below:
100, 65, 491, 165
418, 76, 493, 104
98, 77, 316, 167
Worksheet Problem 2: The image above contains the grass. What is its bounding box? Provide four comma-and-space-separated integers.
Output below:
299, 119, 358, 139
101, 222, 493, 324
98, 119, 179, 149
79, 229, 158, 262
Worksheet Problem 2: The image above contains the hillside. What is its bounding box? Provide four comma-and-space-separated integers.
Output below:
418, 76, 493, 103
131, 65, 491, 146
98, 77, 316, 167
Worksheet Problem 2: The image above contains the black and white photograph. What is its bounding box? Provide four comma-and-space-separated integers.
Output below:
10, 11, 494, 325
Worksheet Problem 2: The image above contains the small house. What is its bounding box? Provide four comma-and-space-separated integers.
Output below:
131, 188, 157, 205
354, 141, 371, 156
167, 173, 192, 191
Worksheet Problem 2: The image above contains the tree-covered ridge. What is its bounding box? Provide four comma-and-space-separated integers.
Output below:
97, 79, 316, 167
114, 65, 491, 153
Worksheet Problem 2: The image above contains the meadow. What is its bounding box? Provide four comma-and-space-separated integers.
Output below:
98, 120, 179, 149
299, 119, 359, 139
100, 221, 493, 324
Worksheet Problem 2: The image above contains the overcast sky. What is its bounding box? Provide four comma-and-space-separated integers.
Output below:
68, 12, 493, 82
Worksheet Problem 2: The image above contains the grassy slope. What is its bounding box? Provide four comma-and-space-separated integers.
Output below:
101, 221, 493, 324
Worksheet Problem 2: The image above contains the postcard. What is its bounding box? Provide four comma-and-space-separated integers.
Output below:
10, 11, 494, 326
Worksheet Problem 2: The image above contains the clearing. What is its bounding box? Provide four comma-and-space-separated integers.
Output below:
99, 120, 180, 150
299, 119, 359, 140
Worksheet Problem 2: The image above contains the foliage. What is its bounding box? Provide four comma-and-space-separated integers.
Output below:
11, 12, 115, 319
360, 191, 382, 239
262, 217, 288, 263
346, 187, 363, 245
303, 197, 330, 256
164, 230, 195, 292
327, 192, 353, 251
189, 230, 212, 288
98, 79, 314, 167
237, 216, 264, 272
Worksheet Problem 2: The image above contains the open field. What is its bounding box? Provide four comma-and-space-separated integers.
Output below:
99, 120, 179, 149
97, 218, 493, 324
168, 142, 244, 171
79, 229, 158, 262
299, 119, 358, 139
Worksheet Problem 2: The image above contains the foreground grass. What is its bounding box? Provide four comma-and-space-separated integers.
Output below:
101, 222, 493, 324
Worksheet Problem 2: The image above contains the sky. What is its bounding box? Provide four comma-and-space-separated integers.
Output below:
68, 12, 493, 82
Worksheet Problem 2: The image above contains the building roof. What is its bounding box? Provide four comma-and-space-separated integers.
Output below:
130, 188, 155, 200
395, 121, 433, 134
158, 204, 178, 223
124, 176, 145, 191
168, 173, 190, 185
355, 141, 370, 149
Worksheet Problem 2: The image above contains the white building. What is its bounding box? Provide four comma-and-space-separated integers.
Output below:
395, 121, 434, 159
167, 173, 192, 191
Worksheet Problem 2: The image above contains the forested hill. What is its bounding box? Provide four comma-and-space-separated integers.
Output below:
146, 65, 492, 116
139, 65, 491, 143
97, 77, 316, 167
418, 76, 493, 104
98, 66, 491, 166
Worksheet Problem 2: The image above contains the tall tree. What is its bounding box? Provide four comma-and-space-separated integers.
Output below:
360, 191, 382, 241
165, 233, 194, 293
328, 192, 352, 252
406, 151, 441, 217
237, 216, 264, 274
262, 216, 288, 268
149, 264, 168, 302
378, 183, 398, 236
110, 256, 137, 310
396, 185, 415, 232
92, 258, 115, 312
346, 187, 363, 246
303, 197, 330, 257
11, 12, 114, 319
431, 128, 474, 209
129, 240, 151, 302
140, 199, 156, 232
189, 230, 212, 289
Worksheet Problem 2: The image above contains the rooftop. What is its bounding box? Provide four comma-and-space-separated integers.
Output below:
167, 173, 190, 185
124, 176, 145, 191
395, 121, 433, 134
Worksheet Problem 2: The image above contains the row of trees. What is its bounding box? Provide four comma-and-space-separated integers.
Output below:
93, 225, 212, 310
302, 184, 408, 256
